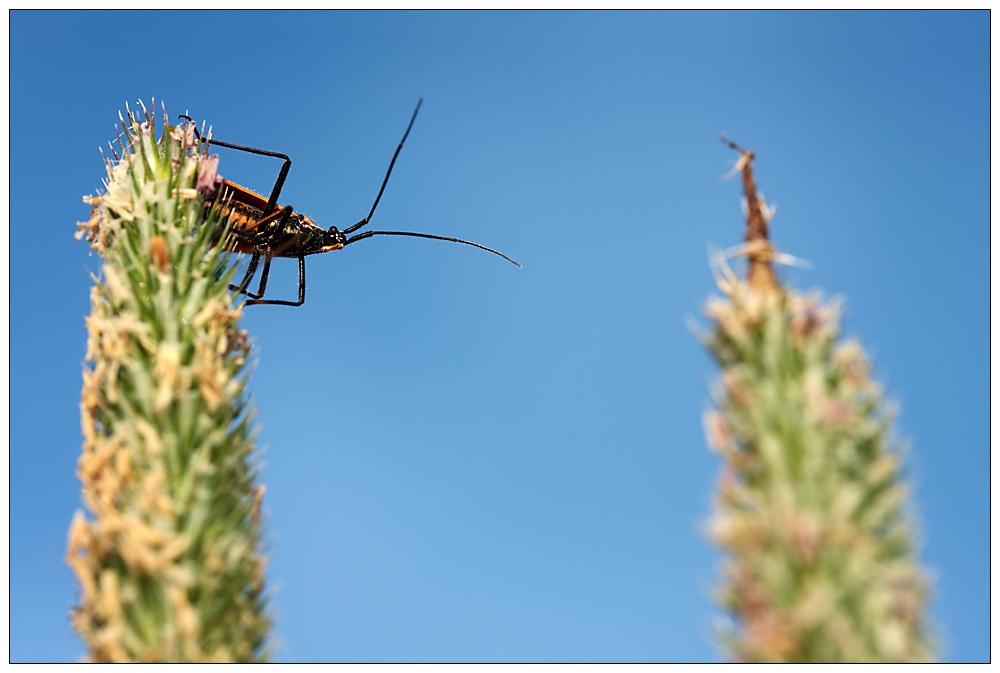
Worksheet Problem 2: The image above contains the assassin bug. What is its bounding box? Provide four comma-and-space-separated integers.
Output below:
178, 100, 520, 307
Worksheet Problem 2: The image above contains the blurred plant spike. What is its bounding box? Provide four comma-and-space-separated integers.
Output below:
68, 100, 270, 662
700, 139, 935, 662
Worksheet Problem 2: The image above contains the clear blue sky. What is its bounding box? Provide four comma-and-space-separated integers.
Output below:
10, 10, 988, 662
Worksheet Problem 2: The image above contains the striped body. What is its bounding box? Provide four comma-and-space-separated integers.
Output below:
212, 180, 345, 258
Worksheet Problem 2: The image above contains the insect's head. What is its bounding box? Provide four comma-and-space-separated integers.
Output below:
326, 226, 348, 250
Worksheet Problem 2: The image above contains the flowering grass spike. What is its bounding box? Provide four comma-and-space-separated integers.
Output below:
69, 100, 269, 662
700, 140, 935, 662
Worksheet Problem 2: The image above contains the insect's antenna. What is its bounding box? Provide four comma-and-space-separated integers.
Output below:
345, 230, 522, 268
343, 99, 423, 235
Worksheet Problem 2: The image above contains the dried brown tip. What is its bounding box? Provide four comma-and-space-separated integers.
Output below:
150, 236, 169, 273
721, 135, 777, 291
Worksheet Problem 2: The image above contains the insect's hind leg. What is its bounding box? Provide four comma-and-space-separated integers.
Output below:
177, 115, 291, 218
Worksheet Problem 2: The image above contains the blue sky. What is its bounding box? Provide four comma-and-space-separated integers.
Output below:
10, 10, 988, 662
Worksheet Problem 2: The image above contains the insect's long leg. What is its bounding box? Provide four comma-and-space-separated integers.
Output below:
228, 206, 295, 301
236, 255, 272, 300
208, 139, 290, 218
246, 256, 306, 307
230, 253, 261, 296
178, 115, 290, 218
345, 230, 522, 268
343, 99, 423, 235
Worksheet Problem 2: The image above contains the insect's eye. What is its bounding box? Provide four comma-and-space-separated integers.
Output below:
328, 226, 340, 235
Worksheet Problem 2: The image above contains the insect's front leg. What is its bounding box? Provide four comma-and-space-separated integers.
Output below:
245, 256, 306, 307
236, 206, 307, 306
228, 206, 292, 299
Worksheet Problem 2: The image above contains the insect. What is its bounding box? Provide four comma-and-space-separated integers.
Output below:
178, 100, 520, 307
